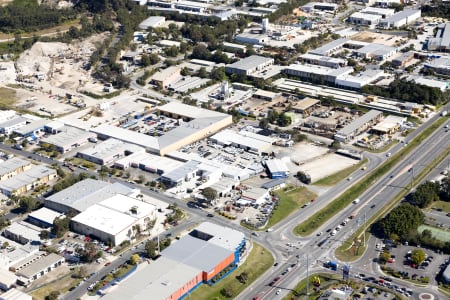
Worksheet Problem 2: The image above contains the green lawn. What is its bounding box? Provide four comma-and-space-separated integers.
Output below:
418, 225, 450, 242
264, 186, 317, 229
0, 87, 17, 108
189, 243, 273, 300
314, 158, 367, 186
430, 201, 450, 213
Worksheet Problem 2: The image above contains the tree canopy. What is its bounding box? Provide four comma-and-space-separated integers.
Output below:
374, 203, 424, 239
410, 181, 441, 208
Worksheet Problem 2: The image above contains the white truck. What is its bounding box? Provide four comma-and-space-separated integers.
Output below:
352, 198, 360, 204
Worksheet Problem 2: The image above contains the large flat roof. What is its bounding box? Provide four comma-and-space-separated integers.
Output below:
161, 160, 201, 182
193, 221, 245, 251
0, 165, 56, 192
45, 179, 135, 212
0, 288, 32, 300
28, 207, 65, 225
226, 55, 273, 71
162, 235, 232, 272
71, 195, 155, 236
0, 157, 31, 177
265, 158, 289, 173
42, 126, 96, 149
101, 256, 201, 300
77, 138, 144, 161
309, 38, 347, 56
14, 119, 49, 135
210, 129, 273, 152
337, 109, 382, 136
5, 221, 41, 243
383, 9, 420, 23
16, 253, 64, 279
0, 116, 27, 128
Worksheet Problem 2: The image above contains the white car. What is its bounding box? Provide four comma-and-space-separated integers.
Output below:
276, 289, 281, 295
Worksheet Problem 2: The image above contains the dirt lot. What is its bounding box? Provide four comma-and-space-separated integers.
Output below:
3, 33, 117, 117
352, 32, 405, 46
298, 153, 358, 182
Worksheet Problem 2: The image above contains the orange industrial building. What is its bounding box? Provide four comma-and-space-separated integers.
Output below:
101, 222, 246, 300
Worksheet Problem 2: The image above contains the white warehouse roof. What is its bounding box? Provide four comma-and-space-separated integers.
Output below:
71, 194, 156, 236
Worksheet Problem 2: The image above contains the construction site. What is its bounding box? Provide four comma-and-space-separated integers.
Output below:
0, 33, 113, 117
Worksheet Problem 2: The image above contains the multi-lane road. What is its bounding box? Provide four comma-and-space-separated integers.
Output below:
1, 105, 448, 299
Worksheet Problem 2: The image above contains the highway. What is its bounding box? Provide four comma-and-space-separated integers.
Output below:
1, 106, 448, 299
236, 110, 450, 300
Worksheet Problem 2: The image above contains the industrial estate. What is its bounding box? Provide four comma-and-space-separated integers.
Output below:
0, 0, 449, 300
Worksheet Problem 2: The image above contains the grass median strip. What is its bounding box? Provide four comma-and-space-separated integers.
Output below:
294, 117, 448, 237
335, 145, 450, 261
189, 243, 273, 300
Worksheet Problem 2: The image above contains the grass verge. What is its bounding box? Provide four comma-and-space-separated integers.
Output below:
335, 145, 450, 261
429, 200, 450, 213
30, 273, 78, 300
314, 158, 367, 186
189, 243, 274, 300
294, 117, 448, 237
266, 186, 317, 228
0, 87, 17, 108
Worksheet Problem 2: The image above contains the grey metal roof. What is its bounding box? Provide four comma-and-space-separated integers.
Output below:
0, 165, 56, 192
226, 55, 273, 71
261, 178, 285, 189
161, 160, 201, 182
16, 253, 64, 279
383, 9, 420, 23
162, 235, 232, 272
194, 221, 245, 251
41, 126, 96, 149
0, 157, 31, 177
337, 109, 382, 136
309, 38, 347, 56
356, 43, 395, 56
0, 116, 27, 129
101, 256, 201, 300
265, 159, 289, 174
14, 119, 49, 135
45, 179, 134, 212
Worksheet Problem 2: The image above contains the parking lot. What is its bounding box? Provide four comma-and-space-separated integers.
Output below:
377, 244, 447, 285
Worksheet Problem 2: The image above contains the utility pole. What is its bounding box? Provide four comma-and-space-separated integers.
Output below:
306, 254, 309, 297
363, 211, 366, 247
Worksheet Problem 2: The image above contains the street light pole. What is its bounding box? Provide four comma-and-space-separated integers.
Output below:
306, 254, 309, 297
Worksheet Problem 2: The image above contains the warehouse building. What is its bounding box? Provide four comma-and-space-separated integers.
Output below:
378, 9, 421, 29
309, 38, 347, 56
299, 53, 347, 68
241, 187, 270, 204
138, 16, 165, 30
77, 138, 145, 165
348, 12, 382, 28
225, 55, 274, 76
40, 126, 96, 153
334, 110, 383, 142
301, 2, 338, 12
3, 221, 42, 245
428, 23, 450, 52
0, 271, 16, 291
0, 117, 27, 135
150, 66, 181, 89
114, 151, 182, 174
71, 194, 157, 246
292, 98, 320, 115
45, 178, 139, 214
371, 115, 406, 135
335, 69, 385, 90
264, 158, 290, 178
27, 207, 65, 229
355, 43, 397, 61
392, 51, 414, 67
160, 160, 201, 187
13, 119, 48, 138
91, 103, 232, 156
15, 253, 64, 286
209, 129, 275, 155
423, 56, 450, 76
0, 110, 16, 123
284, 64, 353, 85
235, 33, 268, 45
101, 222, 245, 300
0, 157, 32, 181
0, 165, 57, 197
0, 288, 32, 300
361, 7, 395, 18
